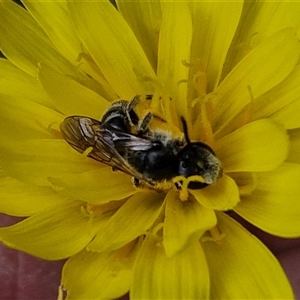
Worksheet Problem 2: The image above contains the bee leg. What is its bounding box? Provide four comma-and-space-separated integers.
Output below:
132, 177, 141, 187
137, 111, 153, 134
126, 95, 140, 126
127, 95, 140, 110
174, 181, 183, 190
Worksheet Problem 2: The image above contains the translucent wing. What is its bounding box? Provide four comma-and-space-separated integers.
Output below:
60, 116, 154, 181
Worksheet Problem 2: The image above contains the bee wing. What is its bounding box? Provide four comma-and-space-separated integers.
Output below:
60, 116, 144, 179
60, 116, 99, 153
111, 131, 155, 151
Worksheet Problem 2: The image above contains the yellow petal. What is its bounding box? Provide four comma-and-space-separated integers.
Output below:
202, 212, 294, 299
0, 170, 68, 216
191, 174, 240, 210
0, 58, 55, 110
270, 99, 300, 130
288, 128, 300, 163
218, 64, 300, 138
39, 64, 109, 119
62, 248, 136, 299
157, 2, 192, 120
235, 163, 300, 237
68, 1, 156, 97
216, 119, 289, 172
225, 1, 300, 73
22, 0, 116, 101
0, 94, 62, 140
117, 0, 161, 70
164, 190, 216, 257
214, 28, 300, 131
0, 200, 105, 260
87, 192, 164, 253
131, 235, 209, 300
190, 1, 243, 92
252, 65, 300, 129
49, 167, 135, 204
0, 139, 98, 186
22, 0, 82, 63
0, 1, 78, 77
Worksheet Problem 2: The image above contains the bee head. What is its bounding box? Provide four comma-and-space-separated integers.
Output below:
178, 117, 222, 189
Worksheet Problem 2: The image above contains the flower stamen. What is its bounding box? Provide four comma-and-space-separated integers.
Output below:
191, 97, 215, 145
57, 285, 67, 300
83, 147, 93, 157
152, 222, 164, 238
151, 223, 164, 248
202, 226, 225, 244
173, 175, 205, 201
84, 200, 126, 217
192, 70, 206, 97
35, 119, 60, 138
230, 172, 258, 197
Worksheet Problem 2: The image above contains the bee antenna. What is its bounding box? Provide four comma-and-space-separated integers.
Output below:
181, 117, 191, 144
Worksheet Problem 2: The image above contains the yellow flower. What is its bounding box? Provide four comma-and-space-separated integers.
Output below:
0, 1, 300, 299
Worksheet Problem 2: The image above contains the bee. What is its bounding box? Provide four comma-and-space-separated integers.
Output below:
60, 96, 183, 186
60, 96, 222, 192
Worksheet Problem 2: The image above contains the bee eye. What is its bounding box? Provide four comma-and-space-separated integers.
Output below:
181, 161, 187, 169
